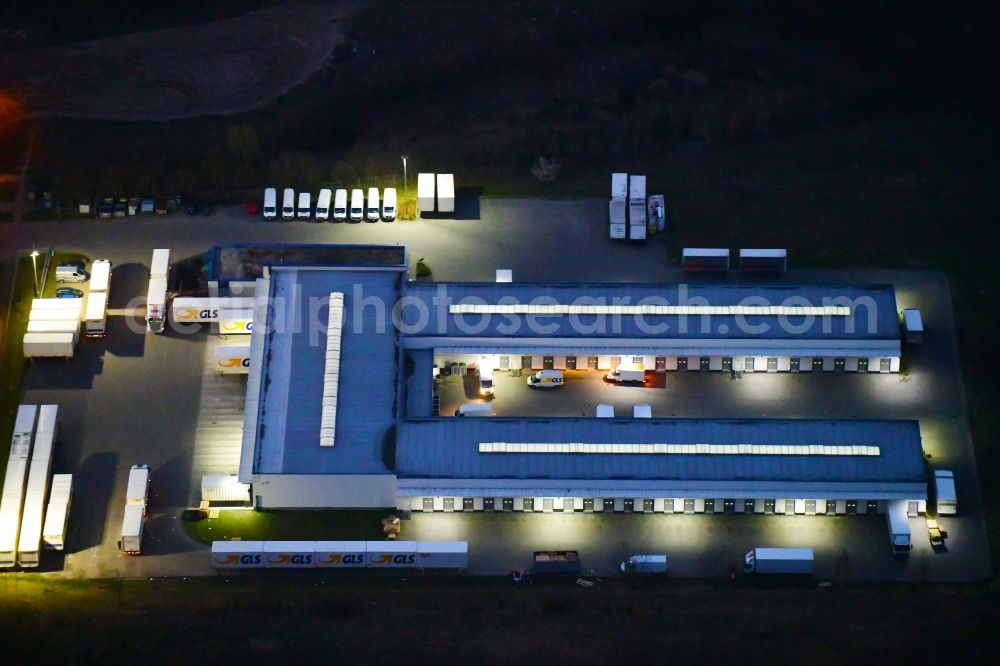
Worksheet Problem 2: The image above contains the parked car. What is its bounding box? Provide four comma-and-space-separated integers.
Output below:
140, 198, 155, 214
246, 201, 259, 216
97, 197, 114, 218
55, 287, 84, 299
113, 197, 127, 218
154, 197, 168, 215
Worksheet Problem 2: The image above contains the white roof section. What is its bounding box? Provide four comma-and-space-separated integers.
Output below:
84, 291, 108, 320
740, 248, 787, 258
320, 292, 344, 447
448, 303, 849, 316
478, 443, 882, 456
31, 298, 83, 311
495, 269, 512, 283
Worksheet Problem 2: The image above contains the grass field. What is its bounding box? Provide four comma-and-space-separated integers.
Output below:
0, 575, 996, 662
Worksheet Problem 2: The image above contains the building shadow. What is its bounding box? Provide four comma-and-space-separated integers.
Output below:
65, 452, 119, 553
22, 340, 104, 390
104, 313, 146, 357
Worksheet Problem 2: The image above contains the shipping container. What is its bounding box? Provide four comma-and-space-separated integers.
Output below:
682, 248, 730, 272
416, 541, 468, 569
42, 474, 73, 550
23, 333, 75, 358
211, 540, 264, 568
16, 405, 58, 567
436, 174, 455, 213
738, 248, 787, 273
366, 540, 418, 568
27, 320, 80, 334
89, 260, 112, 292
313, 541, 367, 568
417, 173, 435, 214
0, 406, 37, 567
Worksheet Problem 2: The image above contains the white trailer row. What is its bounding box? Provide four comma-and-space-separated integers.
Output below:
146, 249, 170, 334
84, 259, 112, 338
0, 406, 38, 567
417, 173, 455, 215
610, 173, 648, 241
211, 540, 468, 569
17, 405, 58, 567
24, 298, 83, 359
170, 297, 255, 332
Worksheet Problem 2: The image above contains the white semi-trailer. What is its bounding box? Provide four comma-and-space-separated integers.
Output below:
146, 249, 171, 334
0, 405, 37, 567
89, 259, 112, 293
887, 500, 912, 555
628, 200, 647, 241
119, 464, 149, 555
609, 199, 627, 240
42, 474, 73, 551
211, 541, 469, 570
23, 333, 76, 359
84, 290, 109, 338
215, 344, 252, 374
17, 405, 58, 567
27, 320, 80, 334
743, 547, 814, 575
170, 297, 255, 324
436, 173, 455, 214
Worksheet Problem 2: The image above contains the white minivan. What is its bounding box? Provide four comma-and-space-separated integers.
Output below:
366, 187, 380, 221
333, 189, 348, 221
382, 187, 397, 221
297, 192, 311, 220
526, 369, 564, 388
315, 188, 332, 220
56, 263, 88, 283
349, 189, 364, 222
263, 188, 277, 220
281, 188, 295, 220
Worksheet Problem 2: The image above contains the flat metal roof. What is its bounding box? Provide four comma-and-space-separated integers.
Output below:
210, 243, 407, 283
400, 282, 900, 341
254, 266, 404, 474
394, 418, 925, 486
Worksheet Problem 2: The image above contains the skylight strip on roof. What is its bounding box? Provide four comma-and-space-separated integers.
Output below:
477, 443, 879, 456
320, 292, 344, 447
450, 304, 850, 316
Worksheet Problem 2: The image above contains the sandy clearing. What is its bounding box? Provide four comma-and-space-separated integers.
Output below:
0, 3, 351, 121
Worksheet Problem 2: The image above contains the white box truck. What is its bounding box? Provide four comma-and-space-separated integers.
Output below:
84, 290, 109, 338
42, 474, 73, 550
935, 470, 957, 515
23, 333, 75, 359
887, 500, 912, 555
16, 405, 57, 567
743, 547, 814, 574
436, 173, 455, 213
606, 363, 645, 383
609, 199, 627, 240
417, 173, 435, 214
0, 405, 37, 567
119, 504, 145, 555
146, 249, 170, 334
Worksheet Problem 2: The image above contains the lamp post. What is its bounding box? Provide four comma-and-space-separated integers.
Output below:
401, 155, 408, 213
30, 249, 40, 297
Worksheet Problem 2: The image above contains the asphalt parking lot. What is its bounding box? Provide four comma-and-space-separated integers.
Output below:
0, 199, 988, 580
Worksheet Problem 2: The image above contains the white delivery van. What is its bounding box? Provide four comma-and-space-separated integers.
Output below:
333, 189, 348, 221
263, 188, 277, 219
297, 191, 311, 220
478, 366, 495, 396
620, 554, 667, 574
315, 188, 332, 220
526, 369, 564, 388
366, 187, 380, 221
596, 404, 615, 418
56, 263, 88, 283
281, 188, 295, 220
454, 403, 493, 417
350, 189, 364, 221
382, 187, 397, 221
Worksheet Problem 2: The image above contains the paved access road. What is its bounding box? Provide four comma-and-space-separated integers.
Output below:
0, 200, 988, 580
